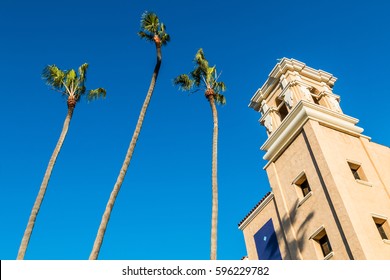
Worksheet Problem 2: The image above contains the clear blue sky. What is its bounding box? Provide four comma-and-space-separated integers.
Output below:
1, 0, 389, 260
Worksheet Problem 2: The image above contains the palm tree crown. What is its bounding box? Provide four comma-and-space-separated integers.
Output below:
174, 48, 226, 103
42, 63, 106, 107
138, 11, 170, 47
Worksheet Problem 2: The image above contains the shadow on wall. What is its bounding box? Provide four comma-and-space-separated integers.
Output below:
272, 198, 315, 260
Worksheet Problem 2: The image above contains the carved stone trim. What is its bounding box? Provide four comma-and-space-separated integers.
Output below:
261, 100, 364, 167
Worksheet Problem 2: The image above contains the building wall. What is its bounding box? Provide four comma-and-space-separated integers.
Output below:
310, 122, 390, 259
364, 141, 390, 196
265, 120, 355, 259
241, 58, 390, 260
242, 118, 390, 260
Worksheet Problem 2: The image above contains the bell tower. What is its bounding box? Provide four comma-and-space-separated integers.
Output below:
239, 58, 390, 260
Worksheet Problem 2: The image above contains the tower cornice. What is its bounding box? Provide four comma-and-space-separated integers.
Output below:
249, 58, 337, 111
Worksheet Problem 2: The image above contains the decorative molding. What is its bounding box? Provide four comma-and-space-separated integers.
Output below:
259, 107, 277, 134
249, 58, 336, 111
259, 107, 277, 122
260, 100, 270, 115
283, 89, 294, 108
280, 74, 289, 88
292, 170, 306, 185
327, 95, 342, 113
300, 85, 313, 101
355, 179, 373, 187
263, 115, 273, 134
324, 251, 334, 260
371, 213, 388, 221
309, 225, 326, 240
261, 100, 364, 168
346, 159, 363, 166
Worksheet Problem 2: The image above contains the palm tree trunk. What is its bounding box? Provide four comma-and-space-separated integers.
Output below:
208, 96, 218, 260
89, 47, 162, 260
17, 104, 75, 259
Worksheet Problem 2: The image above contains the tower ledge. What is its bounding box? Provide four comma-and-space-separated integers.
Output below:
261, 100, 366, 168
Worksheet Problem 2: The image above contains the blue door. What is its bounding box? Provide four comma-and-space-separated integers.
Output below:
254, 219, 282, 260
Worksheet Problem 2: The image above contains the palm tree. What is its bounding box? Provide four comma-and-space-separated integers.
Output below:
89, 11, 170, 260
17, 63, 106, 260
174, 48, 226, 260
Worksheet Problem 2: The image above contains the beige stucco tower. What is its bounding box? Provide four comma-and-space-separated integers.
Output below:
239, 58, 390, 260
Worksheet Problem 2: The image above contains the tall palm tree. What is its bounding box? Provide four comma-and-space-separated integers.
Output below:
89, 11, 170, 260
174, 48, 226, 260
17, 63, 106, 260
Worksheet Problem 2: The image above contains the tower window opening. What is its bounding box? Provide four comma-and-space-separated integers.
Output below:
347, 161, 367, 181
275, 97, 289, 121
373, 216, 390, 240
309, 87, 324, 106
300, 179, 311, 197
319, 235, 332, 257
293, 172, 312, 206
310, 227, 333, 259
312, 95, 320, 105
279, 103, 288, 121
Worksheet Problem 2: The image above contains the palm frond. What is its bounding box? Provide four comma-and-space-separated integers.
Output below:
208, 66, 216, 76
64, 69, 77, 94
140, 11, 159, 34
137, 31, 154, 42
158, 23, 171, 45
192, 51, 210, 84
213, 81, 226, 93
160, 32, 170, 45
78, 63, 89, 84
76, 85, 86, 96
138, 12, 170, 47
195, 48, 206, 63
173, 74, 193, 91
66, 69, 77, 79
194, 49, 209, 73
175, 48, 226, 104
190, 67, 203, 87
159, 23, 166, 35
88, 88, 107, 101
42, 63, 106, 104
42, 65, 66, 91
205, 66, 216, 84
214, 93, 226, 105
